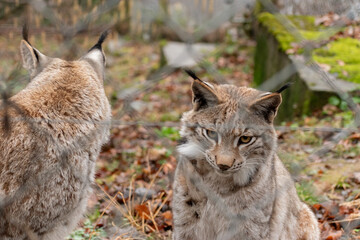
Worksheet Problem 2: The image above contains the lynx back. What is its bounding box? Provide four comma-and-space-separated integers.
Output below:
0, 28, 111, 240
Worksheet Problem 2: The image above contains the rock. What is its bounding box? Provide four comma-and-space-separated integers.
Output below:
254, 14, 360, 122
135, 187, 156, 200
117, 87, 138, 100
130, 100, 151, 112
290, 55, 360, 93
275, 0, 353, 16
352, 172, 360, 184
163, 41, 216, 67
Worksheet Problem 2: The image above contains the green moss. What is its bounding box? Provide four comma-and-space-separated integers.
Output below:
257, 12, 324, 51
313, 38, 360, 83
299, 30, 322, 40
257, 12, 360, 83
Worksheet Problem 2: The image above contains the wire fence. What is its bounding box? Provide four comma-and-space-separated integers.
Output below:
0, 0, 360, 239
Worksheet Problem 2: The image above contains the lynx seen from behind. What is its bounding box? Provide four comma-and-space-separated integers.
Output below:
0, 27, 111, 239
172, 70, 320, 240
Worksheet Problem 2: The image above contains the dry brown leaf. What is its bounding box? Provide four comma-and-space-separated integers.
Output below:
134, 204, 151, 220
318, 63, 331, 72
340, 199, 360, 208
325, 230, 343, 240
161, 210, 173, 226
147, 148, 167, 161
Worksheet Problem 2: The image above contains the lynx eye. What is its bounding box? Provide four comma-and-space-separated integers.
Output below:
206, 129, 218, 141
238, 136, 252, 145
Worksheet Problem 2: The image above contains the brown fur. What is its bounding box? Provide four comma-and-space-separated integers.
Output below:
0, 32, 111, 239
173, 79, 319, 239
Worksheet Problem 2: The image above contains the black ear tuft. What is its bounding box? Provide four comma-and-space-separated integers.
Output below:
184, 69, 214, 87
22, 24, 30, 44
21, 24, 39, 62
275, 82, 293, 93
184, 69, 201, 81
89, 29, 111, 52
97, 29, 111, 47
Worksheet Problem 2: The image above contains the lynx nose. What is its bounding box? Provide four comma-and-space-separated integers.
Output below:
216, 155, 234, 171
217, 164, 231, 171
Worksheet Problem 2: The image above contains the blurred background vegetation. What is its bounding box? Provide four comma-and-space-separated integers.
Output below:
1, 0, 360, 239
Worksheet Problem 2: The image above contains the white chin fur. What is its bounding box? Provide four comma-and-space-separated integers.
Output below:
177, 142, 204, 159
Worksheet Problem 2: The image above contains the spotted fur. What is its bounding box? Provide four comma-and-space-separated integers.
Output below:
172, 77, 319, 240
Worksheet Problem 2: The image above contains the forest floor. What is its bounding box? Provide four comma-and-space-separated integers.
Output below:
88, 35, 360, 240
1, 30, 360, 240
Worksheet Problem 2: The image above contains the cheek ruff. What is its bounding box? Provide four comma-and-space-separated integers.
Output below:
177, 142, 205, 159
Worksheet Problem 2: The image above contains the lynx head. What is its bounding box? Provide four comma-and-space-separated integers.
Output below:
178, 70, 287, 179
20, 25, 109, 82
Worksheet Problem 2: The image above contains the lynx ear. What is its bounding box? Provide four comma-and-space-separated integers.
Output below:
249, 93, 282, 123
20, 25, 50, 78
20, 40, 38, 75
191, 79, 219, 111
81, 30, 110, 78
20, 41, 51, 78
185, 69, 219, 111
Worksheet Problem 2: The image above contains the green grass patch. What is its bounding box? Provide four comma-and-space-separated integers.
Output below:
67, 219, 107, 240
334, 176, 351, 190
155, 127, 180, 141
292, 130, 323, 146
296, 181, 319, 205
333, 144, 360, 159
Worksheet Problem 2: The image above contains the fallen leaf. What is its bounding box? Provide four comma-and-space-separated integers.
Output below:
325, 230, 343, 240
134, 204, 151, 219
147, 148, 167, 161
318, 63, 331, 72
337, 60, 345, 66
161, 210, 173, 226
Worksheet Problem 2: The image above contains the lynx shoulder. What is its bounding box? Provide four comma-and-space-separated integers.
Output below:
0, 27, 111, 240
172, 70, 319, 240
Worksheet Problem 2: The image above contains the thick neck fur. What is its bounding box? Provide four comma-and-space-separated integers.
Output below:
183, 151, 277, 196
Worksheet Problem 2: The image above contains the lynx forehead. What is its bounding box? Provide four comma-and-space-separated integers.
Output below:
172, 70, 319, 240
0, 27, 111, 240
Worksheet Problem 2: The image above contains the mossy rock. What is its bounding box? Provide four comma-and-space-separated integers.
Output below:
254, 26, 359, 122
257, 12, 360, 84
254, 12, 360, 121
257, 12, 324, 52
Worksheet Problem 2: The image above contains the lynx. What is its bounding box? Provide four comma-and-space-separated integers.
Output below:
172, 70, 320, 240
0, 27, 111, 240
